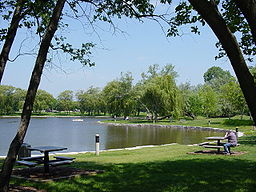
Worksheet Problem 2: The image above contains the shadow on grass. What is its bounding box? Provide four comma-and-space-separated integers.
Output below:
13, 159, 256, 192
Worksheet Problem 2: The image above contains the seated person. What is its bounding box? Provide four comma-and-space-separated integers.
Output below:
223, 130, 237, 155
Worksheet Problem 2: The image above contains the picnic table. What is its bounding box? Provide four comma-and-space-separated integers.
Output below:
30, 146, 68, 173
199, 137, 226, 153
17, 146, 75, 173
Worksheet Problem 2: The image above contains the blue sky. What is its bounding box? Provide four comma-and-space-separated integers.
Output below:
1, 3, 234, 97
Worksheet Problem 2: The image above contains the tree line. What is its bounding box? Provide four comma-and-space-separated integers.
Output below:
1, 64, 251, 120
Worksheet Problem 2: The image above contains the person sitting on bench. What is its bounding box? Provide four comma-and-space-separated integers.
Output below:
223, 130, 237, 155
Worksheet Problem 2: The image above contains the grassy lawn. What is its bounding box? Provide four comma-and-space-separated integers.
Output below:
1, 116, 255, 192
6, 143, 256, 192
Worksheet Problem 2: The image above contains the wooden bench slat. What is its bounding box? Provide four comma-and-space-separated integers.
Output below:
54, 156, 75, 160
20, 156, 44, 161
203, 145, 223, 149
202, 144, 239, 148
211, 141, 225, 145
198, 142, 210, 146
49, 160, 73, 167
16, 160, 38, 167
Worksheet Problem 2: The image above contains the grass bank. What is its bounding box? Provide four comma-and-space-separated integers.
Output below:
6, 142, 256, 192
1, 116, 255, 191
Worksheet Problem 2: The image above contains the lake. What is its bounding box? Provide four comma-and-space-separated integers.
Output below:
0, 117, 224, 156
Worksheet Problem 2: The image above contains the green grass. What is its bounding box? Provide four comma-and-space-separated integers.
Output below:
1, 116, 256, 191
7, 142, 256, 192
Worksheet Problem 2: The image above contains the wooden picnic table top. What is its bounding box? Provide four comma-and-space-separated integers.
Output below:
29, 146, 67, 153
205, 136, 225, 140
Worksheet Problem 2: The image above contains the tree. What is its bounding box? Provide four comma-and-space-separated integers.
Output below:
141, 63, 178, 82
234, 0, 256, 45
132, 83, 149, 116
179, 83, 203, 119
198, 85, 218, 118
165, 0, 256, 125
0, 85, 25, 115
11, 88, 26, 112
0, 0, 66, 190
188, 0, 256, 123
0, 0, 28, 83
0, 0, 56, 83
102, 72, 136, 117
57, 90, 74, 114
219, 81, 248, 118
203, 66, 234, 86
141, 74, 181, 122
0, 1, 163, 190
204, 67, 232, 83
249, 65, 256, 83
139, 64, 181, 121
0, 85, 16, 114
76, 87, 102, 115
186, 91, 203, 118
76, 90, 88, 114
33, 89, 56, 113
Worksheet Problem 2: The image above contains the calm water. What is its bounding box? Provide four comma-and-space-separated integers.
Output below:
0, 117, 224, 156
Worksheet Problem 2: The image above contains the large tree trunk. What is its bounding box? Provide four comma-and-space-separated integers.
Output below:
234, 0, 256, 44
0, 0, 66, 191
0, 0, 26, 83
188, 0, 256, 125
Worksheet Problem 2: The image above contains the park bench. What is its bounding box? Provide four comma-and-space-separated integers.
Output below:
16, 160, 38, 167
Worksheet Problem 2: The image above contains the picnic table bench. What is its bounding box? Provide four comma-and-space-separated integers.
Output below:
49, 160, 73, 167
202, 145, 223, 149
54, 156, 76, 161
16, 160, 38, 167
20, 156, 44, 162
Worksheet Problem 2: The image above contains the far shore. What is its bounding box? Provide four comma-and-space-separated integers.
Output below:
0, 115, 111, 118
99, 121, 244, 137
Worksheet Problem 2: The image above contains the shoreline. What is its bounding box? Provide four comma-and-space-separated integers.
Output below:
0, 143, 179, 158
0, 116, 111, 118
99, 121, 244, 135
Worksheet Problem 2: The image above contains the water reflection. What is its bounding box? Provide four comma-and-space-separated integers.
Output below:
104, 124, 223, 149
0, 117, 224, 156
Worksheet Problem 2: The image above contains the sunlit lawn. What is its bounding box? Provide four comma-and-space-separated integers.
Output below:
1, 116, 256, 192
5, 142, 256, 192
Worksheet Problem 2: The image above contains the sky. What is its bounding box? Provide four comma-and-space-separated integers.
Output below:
1, 2, 234, 97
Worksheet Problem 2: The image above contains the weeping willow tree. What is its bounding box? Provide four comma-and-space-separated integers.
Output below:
141, 74, 182, 122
